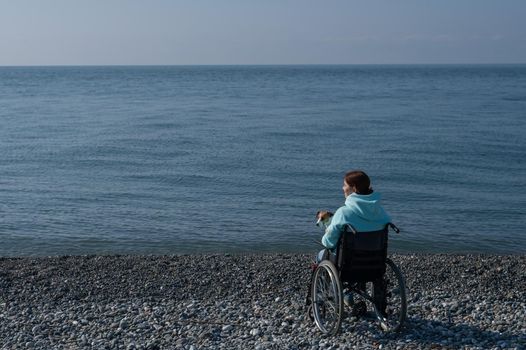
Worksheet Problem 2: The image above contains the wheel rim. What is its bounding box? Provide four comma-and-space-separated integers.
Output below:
312, 263, 342, 335
375, 259, 407, 332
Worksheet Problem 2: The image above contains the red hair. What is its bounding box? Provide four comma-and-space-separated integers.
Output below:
344, 170, 372, 195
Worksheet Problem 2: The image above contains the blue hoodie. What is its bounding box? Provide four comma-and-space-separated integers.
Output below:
321, 191, 391, 249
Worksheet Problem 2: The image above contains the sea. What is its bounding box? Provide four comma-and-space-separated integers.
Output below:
1, 65, 525, 256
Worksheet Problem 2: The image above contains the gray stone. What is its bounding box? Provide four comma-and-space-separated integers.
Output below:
222, 325, 234, 332
119, 318, 129, 329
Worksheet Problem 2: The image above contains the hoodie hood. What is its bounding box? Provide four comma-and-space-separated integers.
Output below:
344, 191, 391, 223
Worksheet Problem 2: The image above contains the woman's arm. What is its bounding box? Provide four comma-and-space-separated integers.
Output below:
321, 208, 346, 249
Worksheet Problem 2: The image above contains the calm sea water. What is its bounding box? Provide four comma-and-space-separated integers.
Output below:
1, 65, 525, 256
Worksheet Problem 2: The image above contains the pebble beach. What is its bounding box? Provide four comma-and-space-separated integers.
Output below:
0, 254, 524, 350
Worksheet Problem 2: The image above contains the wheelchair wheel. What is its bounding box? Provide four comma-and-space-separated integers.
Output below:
373, 258, 407, 332
311, 260, 343, 335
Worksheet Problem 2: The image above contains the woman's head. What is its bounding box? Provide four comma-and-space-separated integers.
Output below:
343, 170, 372, 197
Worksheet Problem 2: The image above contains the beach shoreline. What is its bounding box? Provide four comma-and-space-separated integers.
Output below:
0, 254, 524, 349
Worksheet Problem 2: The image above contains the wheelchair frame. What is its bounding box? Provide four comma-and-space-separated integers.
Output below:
307, 223, 407, 335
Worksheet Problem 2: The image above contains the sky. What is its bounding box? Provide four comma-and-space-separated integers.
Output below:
1, 0, 525, 65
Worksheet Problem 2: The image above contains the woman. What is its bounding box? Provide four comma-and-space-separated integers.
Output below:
321, 170, 391, 250
317, 170, 392, 315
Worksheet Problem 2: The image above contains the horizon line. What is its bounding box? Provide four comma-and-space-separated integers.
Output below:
1, 63, 526, 68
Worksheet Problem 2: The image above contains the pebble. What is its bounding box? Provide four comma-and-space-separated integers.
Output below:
222, 325, 234, 332
119, 318, 129, 329
0, 254, 523, 349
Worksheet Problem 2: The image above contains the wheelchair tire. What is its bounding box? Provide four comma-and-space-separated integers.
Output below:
311, 260, 343, 336
373, 258, 407, 332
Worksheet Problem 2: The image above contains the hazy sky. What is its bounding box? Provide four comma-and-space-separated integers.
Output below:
1, 0, 525, 65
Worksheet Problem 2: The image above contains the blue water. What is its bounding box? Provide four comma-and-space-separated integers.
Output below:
1, 65, 525, 256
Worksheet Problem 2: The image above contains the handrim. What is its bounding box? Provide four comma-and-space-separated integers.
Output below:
373, 258, 407, 332
311, 260, 343, 335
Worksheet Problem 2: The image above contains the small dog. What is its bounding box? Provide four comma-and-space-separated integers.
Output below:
316, 210, 334, 228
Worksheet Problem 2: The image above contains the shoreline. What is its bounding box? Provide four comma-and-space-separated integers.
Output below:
0, 254, 524, 349
2, 250, 525, 260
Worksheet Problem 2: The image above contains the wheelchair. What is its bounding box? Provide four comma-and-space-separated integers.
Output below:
306, 223, 407, 335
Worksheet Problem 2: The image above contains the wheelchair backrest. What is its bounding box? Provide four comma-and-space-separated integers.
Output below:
336, 224, 389, 283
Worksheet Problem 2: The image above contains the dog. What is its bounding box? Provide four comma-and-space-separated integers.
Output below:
316, 210, 334, 229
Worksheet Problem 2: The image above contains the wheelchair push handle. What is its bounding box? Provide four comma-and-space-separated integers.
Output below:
345, 224, 358, 235
312, 240, 326, 248
388, 222, 400, 234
